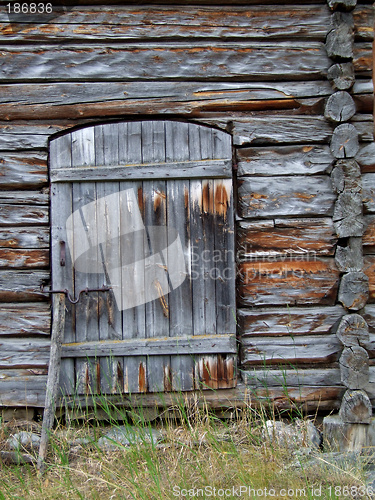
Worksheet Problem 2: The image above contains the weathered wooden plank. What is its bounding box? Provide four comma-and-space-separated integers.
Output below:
62, 334, 236, 358
0, 204, 48, 226
238, 306, 345, 337
0, 227, 49, 249
0, 6, 332, 42
0, 374, 48, 407
50, 159, 232, 182
0, 339, 50, 368
237, 145, 333, 177
364, 215, 375, 253
357, 143, 375, 173
238, 259, 340, 307
0, 43, 330, 82
237, 176, 335, 218
0, 81, 335, 120
363, 174, 375, 213
237, 218, 336, 258
364, 256, 375, 303
0, 303, 50, 336
353, 6, 375, 41
243, 368, 342, 387
0, 270, 49, 301
0, 153, 47, 187
241, 334, 342, 366
0, 191, 48, 205
0, 249, 49, 268
353, 42, 373, 75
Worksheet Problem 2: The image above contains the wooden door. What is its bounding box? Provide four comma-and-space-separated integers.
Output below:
50, 121, 236, 395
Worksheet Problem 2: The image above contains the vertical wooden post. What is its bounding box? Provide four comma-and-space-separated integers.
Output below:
37, 293, 65, 474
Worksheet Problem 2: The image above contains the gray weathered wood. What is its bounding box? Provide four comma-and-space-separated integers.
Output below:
238, 218, 336, 258
330, 159, 361, 194
50, 159, 232, 182
340, 346, 369, 389
0, 338, 50, 368
324, 91, 356, 122
328, 0, 357, 11
0, 6, 332, 42
324, 414, 375, 452
362, 174, 375, 213
0, 153, 47, 188
61, 334, 236, 358
238, 176, 335, 218
335, 237, 363, 272
357, 143, 375, 173
237, 145, 333, 177
364, 256, 375, 304
238, 259, 340, 307
0, 270, 50, 301
0, 227, 49, 249
353, 42, 373, 76
339, 272, 369, 310
336, 313, 369, 347
326, 25, 354, 60
330, 123, 359, 158
243, 368, 342, 388
0, 303, 50, 336
327, 62, 355, 90
37, 293, 65, 474
363, 216, 375, 254
339, 389, 372, 423
0, 205, 48, 226
238, 306, 345, 337
241, 334, 342, 366
333, 191, 364, 237
0, 81, 335, 121
0, 43, 331, 82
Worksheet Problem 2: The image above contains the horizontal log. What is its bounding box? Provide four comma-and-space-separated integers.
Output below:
237, 145, 333, 176
0, 227, 49, 249
0, 339, 50, 369
0, 153, 48, 188
339, 389, 372, 424
62, 334, 236, 358
353, 43, 373, 76
0, 191, 49, 205
51, 159, 232, 182
364, 256, 375, 303
238, 259, 340, 307
363, 307, 375, 334
243, 368, 342, 387
0, 6, 332, 42
0, 249, 49, 269
0, 81, 335, 121
324, 91, 356, 123
328, 62, 355, 91
333, 190, 364, 238
0, 43, 331, 82
237, 217, 336, 257
357, 143, 375, 173
0, 270, 50, 302
0, 374, 48, 407
340, 346, 369, 389
363, 174, 375, 213
237, 176, 335, 218
241, 334, 342, 366
238, 305, 345, 337
335, 237, 363, 271
364, 215, 375, 254
1, 117, 372, 152
330, 123, 359, 159
0, 303, 50, 336
0, 205, 49, 226
326, 24, 354, 61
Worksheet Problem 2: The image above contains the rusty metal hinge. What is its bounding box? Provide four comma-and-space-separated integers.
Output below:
41, 285, 111, 304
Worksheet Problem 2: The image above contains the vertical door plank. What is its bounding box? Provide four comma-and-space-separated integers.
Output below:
143, 121, 171, 392
166, 121, 194, 391
50, 134, 75, 398
121, 121, 147, 393
94, 124, 123, 394
71, 128, 100, 395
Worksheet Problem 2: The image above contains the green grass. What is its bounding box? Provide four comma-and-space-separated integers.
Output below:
0, 394, 371, 500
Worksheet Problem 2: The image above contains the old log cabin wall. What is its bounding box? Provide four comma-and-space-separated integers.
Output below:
0, 0, 374, 412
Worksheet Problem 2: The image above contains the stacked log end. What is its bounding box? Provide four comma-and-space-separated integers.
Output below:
324, 0, 372, 442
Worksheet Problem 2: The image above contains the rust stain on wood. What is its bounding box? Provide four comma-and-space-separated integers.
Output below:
214, 183, 230, 218
153, 189, 166, 212
137, 186, 144, 214
163, 364, 172, 392
138, 362, 147, 393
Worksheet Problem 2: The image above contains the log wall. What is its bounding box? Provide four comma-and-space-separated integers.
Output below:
0, 1, 373, 411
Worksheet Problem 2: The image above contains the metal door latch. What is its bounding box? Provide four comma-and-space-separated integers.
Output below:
40, 285, 111, 304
